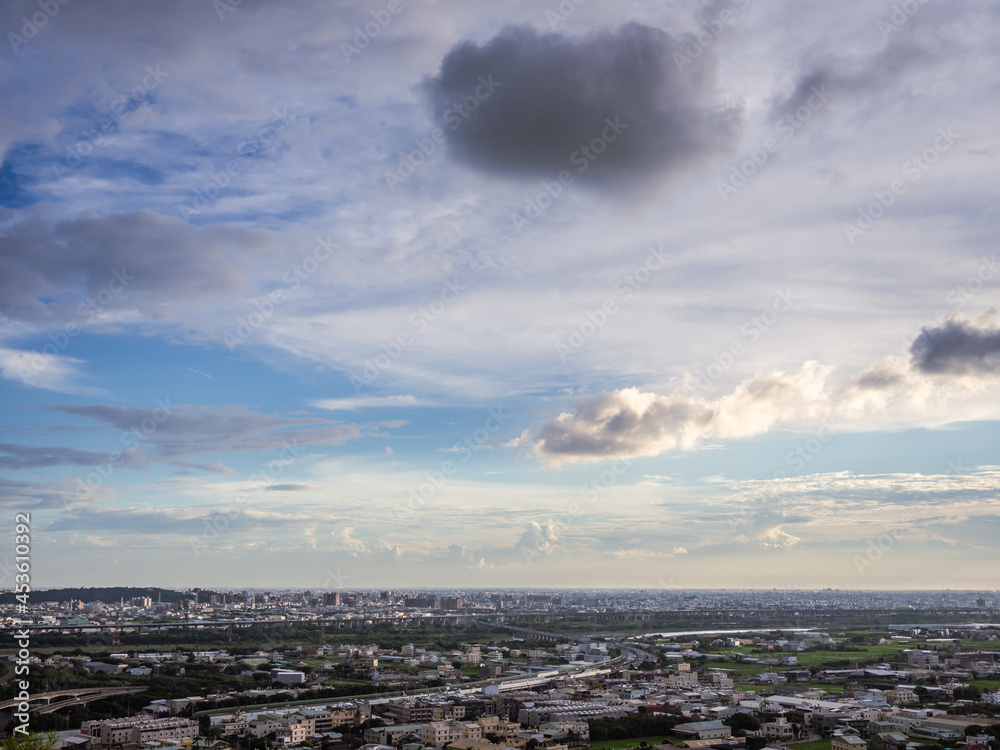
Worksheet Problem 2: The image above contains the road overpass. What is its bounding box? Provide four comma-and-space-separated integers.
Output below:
0, 686, 146, 712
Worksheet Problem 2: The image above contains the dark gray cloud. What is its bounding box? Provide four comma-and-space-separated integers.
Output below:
423, 22, 741, 188
0, 442, 147, 470
911, 315, 1000, 376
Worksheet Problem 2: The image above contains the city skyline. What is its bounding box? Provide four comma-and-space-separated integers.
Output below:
1, 0, 999, 590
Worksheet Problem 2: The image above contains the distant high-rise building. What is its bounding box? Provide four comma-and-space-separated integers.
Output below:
404, 596, 438, 609
324, 592, 340, 606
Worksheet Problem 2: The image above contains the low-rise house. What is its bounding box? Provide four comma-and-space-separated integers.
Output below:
673, 721, 732, 740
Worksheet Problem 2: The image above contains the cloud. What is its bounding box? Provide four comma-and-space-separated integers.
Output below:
0, 347, 103, 395
171, 459, 235, 475
512, 520, 560, 563
47, 506, 350, 536
0, 442, 148, 470
773, 34, 933, 118
0, 209, 278, 326
423, 22, 741, 188
0, 477, 83, 510
611, 546, 688, 560
910, 311, 1000, 376
266, 483, 318, 492
533, 362, 831, 462
45, 402, 368, 462
312, 395, 425, 411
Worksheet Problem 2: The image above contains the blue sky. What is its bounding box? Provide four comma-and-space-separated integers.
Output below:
1, 0, 1000, 590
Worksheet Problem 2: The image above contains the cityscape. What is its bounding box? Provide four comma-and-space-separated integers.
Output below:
3, 588, 1000, 750
2, 1, 1000, 750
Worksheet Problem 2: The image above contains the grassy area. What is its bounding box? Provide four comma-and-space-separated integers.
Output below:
787, 683, 845, 693
322, 678, 372, 686
786, 739, 832, 750
969, 678, 1000, 693
960, 641, 999, 650
588, 737, 673, 750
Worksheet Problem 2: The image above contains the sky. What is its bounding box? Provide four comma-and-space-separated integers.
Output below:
1, 0, 999, 591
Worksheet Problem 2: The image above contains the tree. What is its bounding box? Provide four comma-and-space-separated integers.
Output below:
2, 735, 59, 750
725, 714, 761, 737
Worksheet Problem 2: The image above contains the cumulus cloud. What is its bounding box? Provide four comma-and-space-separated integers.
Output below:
839, 355, 914, 414
910, 311, 1000, 376
534, 362, 831, 462
423, 22, 741, 188
513, 520, 560, 563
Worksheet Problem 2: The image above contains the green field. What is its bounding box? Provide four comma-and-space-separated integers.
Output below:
787, 683, 844, 693
588, 737, 674, 750
970, 678, 1000, 693
786, 739, 832, 750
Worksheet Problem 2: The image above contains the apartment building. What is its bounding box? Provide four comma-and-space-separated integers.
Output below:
82, 717, 199, 747
364, 724, 423, 745
420, 722, 465, 745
